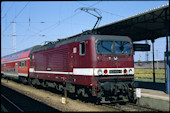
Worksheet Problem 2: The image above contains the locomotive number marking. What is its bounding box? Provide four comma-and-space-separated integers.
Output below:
109, 70, 122, 73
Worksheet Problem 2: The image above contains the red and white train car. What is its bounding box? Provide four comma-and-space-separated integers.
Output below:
1, 47, 33, 82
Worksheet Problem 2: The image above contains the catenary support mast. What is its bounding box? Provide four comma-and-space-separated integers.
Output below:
11, 21, 16, 53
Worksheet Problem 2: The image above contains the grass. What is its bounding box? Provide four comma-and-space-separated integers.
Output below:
134, 69, 166, 83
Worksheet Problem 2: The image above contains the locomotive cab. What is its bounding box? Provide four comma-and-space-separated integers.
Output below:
93, 35, 134, 77
88, 35, 135, 103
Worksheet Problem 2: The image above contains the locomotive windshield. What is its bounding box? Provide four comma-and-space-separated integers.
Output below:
115, 41, 131, 54
97, 41, 113, 54
97, 40, 131, 55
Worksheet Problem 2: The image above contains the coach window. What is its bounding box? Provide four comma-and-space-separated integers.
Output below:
30, 54, 32, 61
79, 41, 86, 56
22, 61, 24, 68
19, 61, 21, 68
25, 61, 27, 68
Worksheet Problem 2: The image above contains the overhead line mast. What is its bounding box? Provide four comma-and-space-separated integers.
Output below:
11, 21, 16, 53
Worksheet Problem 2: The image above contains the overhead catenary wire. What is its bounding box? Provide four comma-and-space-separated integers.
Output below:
13, 21, 90, 49
2, 2, 30, 33
16, 22, 47, 48
41, 1, 102, 37
2, 2, 31, 56
2, 2, 100, 53
1, 2, 15, 19
76, 1, 125, 18
16, 1, 100, 42
17, 9, 82, 48
2, 2, 103, 56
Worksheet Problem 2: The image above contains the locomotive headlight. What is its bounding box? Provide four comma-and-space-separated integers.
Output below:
129, 68, 134, 74
97, 69, 102, 75
129, 69, 132, 73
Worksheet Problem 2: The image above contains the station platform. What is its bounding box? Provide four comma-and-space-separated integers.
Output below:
138, 88, 169, 111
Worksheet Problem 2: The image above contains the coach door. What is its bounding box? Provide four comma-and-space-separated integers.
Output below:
15, 63, 18, 74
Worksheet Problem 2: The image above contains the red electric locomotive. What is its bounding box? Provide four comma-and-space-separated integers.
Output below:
1, 34, 135, 103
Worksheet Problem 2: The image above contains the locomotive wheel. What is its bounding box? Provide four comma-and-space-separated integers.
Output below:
93, 97, 102, 105
19, 77, 28, 84
128, 89, 137, 103
95, 100, 101, 105
41, 80, 47, 88
28, 78, 33, 86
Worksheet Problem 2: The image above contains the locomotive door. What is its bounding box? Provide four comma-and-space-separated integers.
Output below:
67, 47, 77, 83
15, 63, 18, 74
4, 64, 6, 72
72, 47, 77, 68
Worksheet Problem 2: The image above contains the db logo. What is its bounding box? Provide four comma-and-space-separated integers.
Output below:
113, 56, 118, 61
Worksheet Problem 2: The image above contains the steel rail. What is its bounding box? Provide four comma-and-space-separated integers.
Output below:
126, 102, 161, 112
1, 94, 24, 112
101, 102, 160, 112
1, 84, 60, 112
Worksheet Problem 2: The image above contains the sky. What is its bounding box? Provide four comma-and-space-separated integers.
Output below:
1, 1, 169, 61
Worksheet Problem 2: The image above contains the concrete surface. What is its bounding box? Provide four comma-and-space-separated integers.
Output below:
137, 88, 170, 111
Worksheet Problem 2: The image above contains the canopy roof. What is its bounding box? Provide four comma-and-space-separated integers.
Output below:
95, 4, 169, 42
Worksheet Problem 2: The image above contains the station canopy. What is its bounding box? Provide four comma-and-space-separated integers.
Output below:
95, 4, 169, 42
67, 4, 169, 42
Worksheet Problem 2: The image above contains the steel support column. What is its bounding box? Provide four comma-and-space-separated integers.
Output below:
152, 39, 155, 83
165, 9, 170, 94
165, 37, 169, 94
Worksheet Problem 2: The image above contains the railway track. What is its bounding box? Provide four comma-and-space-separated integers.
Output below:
1, 84, 60, 112
100, 102, 160, 112
1, 78, 161, 112
73, 96, 159, 112
1, 94, 24, 112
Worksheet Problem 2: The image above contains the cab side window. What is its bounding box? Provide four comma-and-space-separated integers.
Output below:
19, 61, 21, 68
22, 61, 24, 68
79, 41, 86, 56
25, 61, 27, 67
